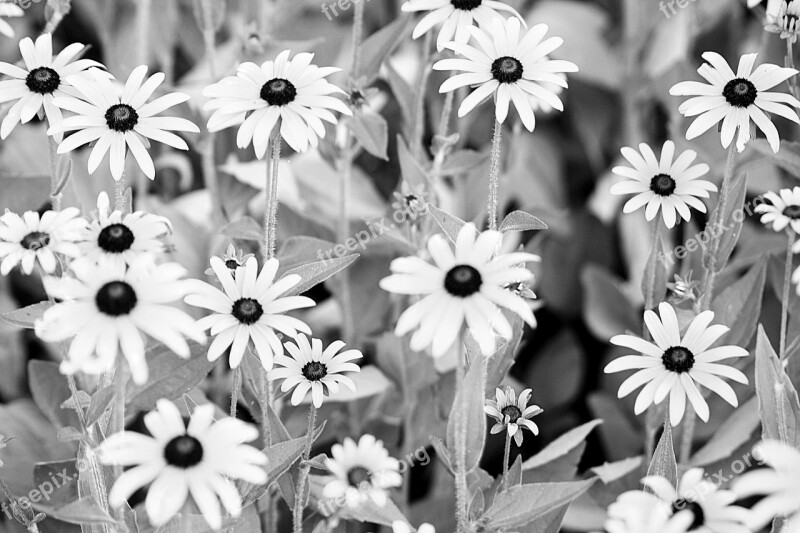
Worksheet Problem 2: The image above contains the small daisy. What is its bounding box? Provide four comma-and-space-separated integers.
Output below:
605, 490, 693, 533
79, 192, 172, 268
392, 521, 436, 533
669, 52, 800, 153
644, 468, 751, 533
610, 141, 717, 229
733, 440, 800, 532
0, 2, 23, 39
605, 302, 749, 426
0, 208, 85, 275
668, 272, 700, 304
484, 386, 543, 446
0, 33, 102, 141
185, 256, 315, 370
204, 243, 254, 278
391, 182, 430, 223
379, 223, 538, 358
48, 65, 199, 181
401, 0, 523, 52
766, 0, 800, 42
322, 435, 402, 508
754, 187, 800, 236
35, 257, 206, 384
98, 399, 267, 530
432, 17, 578, 131
203, 50, 351, 156
271, 334, 362, 408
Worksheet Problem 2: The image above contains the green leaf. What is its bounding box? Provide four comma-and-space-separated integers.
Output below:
499, 210, 548, 232
281, 254, 360, 297
645, 417, 677, 492
1, 302, 52, 329
749, 139, 800, 176
706, 170, 746, 272
481, 479, 596, 529
711, 258, 767, 348
690, 395, 760, 466
33, 459, 79, 508
85, 385, 115, 428
47, 496, 116, 526
581, 266, 639, 339
220, 216, 263, 241
522, 420, 602, 472
429, 204, 467, 244
396, 135, 429, 189
28, 361, 82, 430
447, 352, 486, 473
641, 233, 668, 311
485, 312, 524, 393
241, 436, 307, 506
754, 325, 800, 446
355, 13, 412, 83
352, 109, 389, 160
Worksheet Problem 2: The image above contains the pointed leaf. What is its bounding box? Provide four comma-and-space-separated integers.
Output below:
482, 479, 596, 529
220, 216, 263, 241
754, 325, 800, 446
355, 13, 412, 83
2, 302, 52, 329
447, 352, 486, 473
499, 210, 548, 232
282, 253, 360, 297
28, 360, 82, 430
429, 204, 466, 244
645, 417, 678, 492
352, 109, 388, 160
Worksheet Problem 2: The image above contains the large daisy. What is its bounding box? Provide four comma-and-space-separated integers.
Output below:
610, 141, 717, 229
185, 256, 315, 370
35, 257, 206, 384
203, 50, 351, 156
98, 399, 267, 530
484, 386, 543, 446
604, 302, 749, 426
432, 17, 578, 131
401, 0, 523, 52
0, 2, 23, 39
380, 223, 538, 358
754, 187, 800, 237
0, 208, 84, 275
605, 490, 693, 533
0, 33, 102, 140
48, 65, 199, 181
669, 52, 800, 153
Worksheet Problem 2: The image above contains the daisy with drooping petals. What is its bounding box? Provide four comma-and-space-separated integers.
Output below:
0, 33, 102, 140
401, 0, 523, 52
610, 141, 717, 229
484, 386, 542, 446
79, 192, 172, 268
669, 52, 800, 153
322, 434, 402, 508
204, 243, 254, 278
432, 17, 578, 131
605, 302, 749, 426
734, 440, 800, 532
379, 223, 538, 358
35, 257, 206, 384
185, 256, 315, 370
48, 66, 199, 181
755, 187, 800, 236
644, 468, 751, 533
605, 490, 693, 533
98, 399, 267, 530
392, 521, 436, 533
203, 50, 351, 156
271, 334, 362, 408
0, 3, 23, 39
0, 208, 85, 275
765, 0, 800, 42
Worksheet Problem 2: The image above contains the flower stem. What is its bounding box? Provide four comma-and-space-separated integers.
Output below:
200, 7, 224, 225
679, 402, 695, 464
501, 430, 512, 492
487, 119, 503, 231
643, 220, 662, 458
780, 229, 795, 359
292, 404, 317, 533
411, 31, 433, 160
114, 174, 127, 213
454, 333, 468, 532
787, 38, 799, 101
265, 133, 281, 261
230, 366, 241, 418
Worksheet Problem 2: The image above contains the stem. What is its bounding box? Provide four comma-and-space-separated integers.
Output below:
679, 402, 695, 464
643, 221, 661, 458
349, 0, 365, 77
200, 12, 224, 225
411, 31, 433, 160
46, 136, 62, 211
487, 119, 503, 231
230, 366, 241, 418
265, 134, 281, 260
780, 229, 795, 359
114, 174, 127, 213
788, 38, 799, 100
501, 431, 512, 492
292, 404, 317, 533
454, 333, 468, 532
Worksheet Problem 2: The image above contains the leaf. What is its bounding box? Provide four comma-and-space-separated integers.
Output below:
690, 395, 760, 466
47, 496, 116, 526
330, 491, 409, 526
33, 459, 79, 508
355, 13, 412, 83
523, 420, 602, 471
191, 0, 226, 32
706, 170, 746, 271
1, 302, 52, 329
485, 312, 525, 393
220, 216, 263, 241
281, 254, 360, 297
28, 361, 82, 430
641, 234, 668, 310
241, 436, 307, 506
711, 258, 767, 348
352, 109, 389, 160
754, 325, 800, 446
85, 385, 115, 427
581, 266, 639, 339
750, 139, 800, 176
446, 352, 486, 473
429, 204, 467, 244
481, 479, 596, 529
645, 417, 677, 493
499, 210, 548, 232
396, 135, 429, 189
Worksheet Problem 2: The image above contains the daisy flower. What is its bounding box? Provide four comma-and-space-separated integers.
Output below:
0, 2, 23, 39
484, 386, 543, 446
322, 435, 402, 508
401, 0, 523, 52
392, 521, 436, 533
766, 0, 800, 42
610, 141, 717, 229
185, 256, 315, 370
79, 192, 172, 268
0, 208, 85, 275
98, 399, 267, 530
204, 243, 254, 278
605, 490, 693, 533
644, 468, 751, 533
380, 223, 538, 357
754, 187, 800, 236
203, 50, 351, 156
604, 302, 749, 426
35, 257, 206, 384
271, 334, 362, 408
733, 440, 800, 532
48, 65, 199, 181
0, 33, 102, 141
432, 17, 578, 131
391, 182, 430, 223
669, 52, 800, 153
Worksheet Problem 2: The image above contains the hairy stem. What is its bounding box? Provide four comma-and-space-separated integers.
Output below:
454, 334, 468, 532
230, 366, 241, 417
780, 229, 794, 359
487, 119, 503, 230
412, 31, 433, 160
501, 430, 512, 492
265, 134, 281, 260
292, 404, 317, 533
114, 174, 127, 213
643, 220, 661, 458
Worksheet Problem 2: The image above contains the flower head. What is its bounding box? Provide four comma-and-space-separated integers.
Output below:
271, 334, 362, 408
432, 17, 578, 131
36, 257, 206, 384
668, 272, 700, 304
0, 3, 23, 39
392, 521, 435, 533
605, 490, 693, 533
391, 182, 430, 224
484, 386, 543, 446
610, 141, 716, 228
754, 187, 800, 237
185, 256, 315, 370
765, 0, 800, 42
48, 65, 199, 180
670, 52, 800, 153
98, 399, 267, 530
379, 223, 539, 358
204, 243, 254, 278
203, 50, 351, 156
605, 302, 749, 426
322, 435, 402, 508
0, 208, 85, 275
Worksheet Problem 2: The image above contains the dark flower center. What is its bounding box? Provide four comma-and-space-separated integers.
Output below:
501, 405, 522, 423
225, 259, 241, 270
662, 346, 695, 373
722, 78, 757, 108
451, 0, 482, 9
346, 466, 371, 487
25, 67, 60, 94
302, 361, 328, 381
95, 281, 138, 316
491, 56, 524, 84
260, 78, 297, 106
650, 173, 677, 196
97, 223, 135, 253
783, 205, 800, 219
105, 104, 139, 132
163, 435, 204, 468
20, 231, 50, 250
671, 498, 705, 531
444, 265, 482, 297
231, 298, 264, 325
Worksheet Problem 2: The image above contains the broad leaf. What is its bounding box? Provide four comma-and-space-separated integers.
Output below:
499, 210, 548, 232
645, 416, 677, 492
220, 216, 262, 241
523, 420, 602, 472
28, 361, 82, 430
429, 204, 467, 244
355, 13, 411, 83
580, 266, 639, 340
2, 302, 52, 329
447, 352, 486, 473
754, 325, 800, 446
351, 109, 388, 160
482, 479, 595, 529
711, 257, 766, 347
282, 254, 360, 297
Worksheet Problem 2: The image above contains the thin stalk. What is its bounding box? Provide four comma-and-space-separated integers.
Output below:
230, 366, 241, 417
201, 10, 224, 225
643, 221, 661, 458
780, 229, 795, 359
411, 31, 433, 160
501, 431, 512, 492
292, 404, 317, 533
454, 333, 468, 532
788, 38, 799, 100
487, 119, 503, 230
679, 403, 695, 464
47, 135, 62, 211
438, 85, 455, 142
265, 134, 281, 260
114, 175, 127, 213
